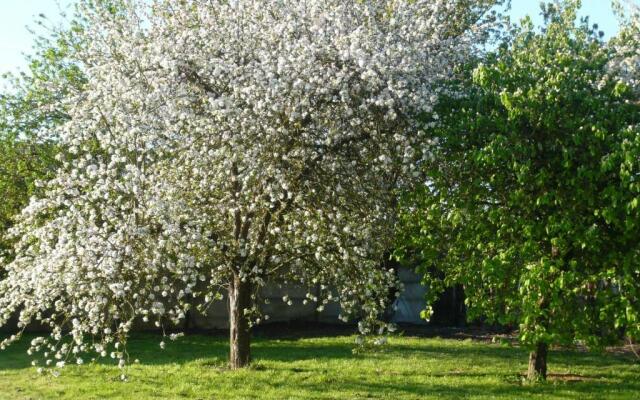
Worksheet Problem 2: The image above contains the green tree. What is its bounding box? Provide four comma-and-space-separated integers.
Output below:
397, 1, 640, 381
0, 11, 85, 258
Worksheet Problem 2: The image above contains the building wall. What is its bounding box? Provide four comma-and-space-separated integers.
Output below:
1, 267, 428, 333
189, 267, 428, 329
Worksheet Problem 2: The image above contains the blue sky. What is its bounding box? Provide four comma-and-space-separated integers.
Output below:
0, 1, 631, 75
509, 0, 621, 36
0, 0, 74, 74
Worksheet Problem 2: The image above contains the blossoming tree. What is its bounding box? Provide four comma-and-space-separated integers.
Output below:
0, 0, 491, 370
611, 0, 640, 90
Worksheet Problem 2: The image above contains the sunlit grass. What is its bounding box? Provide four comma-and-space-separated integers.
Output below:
0, 331, 638, 399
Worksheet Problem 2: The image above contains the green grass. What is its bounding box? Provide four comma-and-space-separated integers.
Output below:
0, 332, 638, 399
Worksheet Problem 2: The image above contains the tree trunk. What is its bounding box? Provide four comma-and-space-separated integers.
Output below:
527, 342, 548, 381
228, 273, 252, 369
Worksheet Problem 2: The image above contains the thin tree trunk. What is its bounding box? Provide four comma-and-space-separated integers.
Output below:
527, 342, 548, 381
228, 273, 252, 369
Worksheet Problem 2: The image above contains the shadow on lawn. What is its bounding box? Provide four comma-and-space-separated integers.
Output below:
1, 329, 637, 370
389, 342, 637, 370
0, 331, 358, 370
127, 334, 359, 366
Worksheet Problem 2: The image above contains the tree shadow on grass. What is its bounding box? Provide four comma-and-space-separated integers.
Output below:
124, 334, 358, 366
388, 342, 638, 370
0, 332, 357, 370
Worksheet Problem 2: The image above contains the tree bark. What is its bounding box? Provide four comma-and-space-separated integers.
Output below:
527, 342, 548, 381
228, 273, 252, 369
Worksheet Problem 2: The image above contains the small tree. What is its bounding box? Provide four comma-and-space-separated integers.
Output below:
0, 0, 492, 371
397, 1, 640, 381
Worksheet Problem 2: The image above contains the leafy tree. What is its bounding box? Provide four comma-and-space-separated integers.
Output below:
397, 1, 640, 381
0, 0, 491, 372
0, 11, 85, 259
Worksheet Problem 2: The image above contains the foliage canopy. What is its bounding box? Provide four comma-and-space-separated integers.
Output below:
397, 1, 640, 363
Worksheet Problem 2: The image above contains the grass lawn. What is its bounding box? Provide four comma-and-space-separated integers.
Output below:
0, 330, 638, 399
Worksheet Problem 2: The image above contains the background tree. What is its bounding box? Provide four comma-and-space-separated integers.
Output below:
0, 12, 86, 259
397, 0, 640, 381
0, 0, 492, 372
